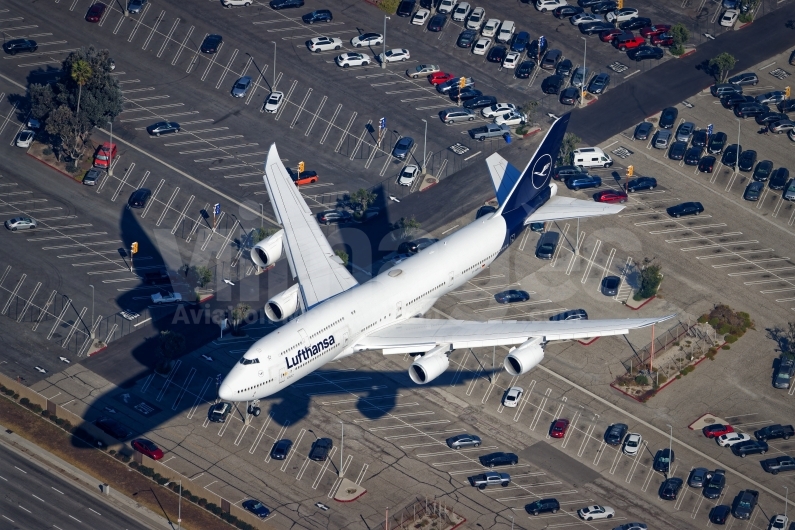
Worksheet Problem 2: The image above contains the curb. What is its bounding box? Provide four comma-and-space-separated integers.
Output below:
610, 382, 643, 402
333, 490, 367, 503
26, 152, 81, 183
737, 20, 753, 30
87, 345, 108, 357
199, 294, 215, 303
450, 520, 467, 530
625, 295, 656, 311
677, 49, 697, 59
577, 337, 600, 346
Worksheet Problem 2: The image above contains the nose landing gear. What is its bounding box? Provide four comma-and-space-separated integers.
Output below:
247, 400, 262, 417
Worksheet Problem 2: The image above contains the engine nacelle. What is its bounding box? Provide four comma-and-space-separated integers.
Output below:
408, 344, 451, 384
251, 229, 284, 269
504, 337, 545, 376
264, 283, 300, 322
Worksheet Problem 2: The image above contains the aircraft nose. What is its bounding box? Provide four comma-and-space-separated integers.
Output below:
218, 376, 236, 401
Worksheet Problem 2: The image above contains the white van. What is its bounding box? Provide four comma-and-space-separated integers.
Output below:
496, 20, 515, 43
572, 147, 613, 168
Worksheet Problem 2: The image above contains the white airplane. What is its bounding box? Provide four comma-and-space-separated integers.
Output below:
219, 114, 672, 413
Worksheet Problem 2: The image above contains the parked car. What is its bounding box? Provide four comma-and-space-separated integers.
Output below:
473, 37, 492, 56
579, 21, 615, 35
685, 146, 704, 165
535, 232, 558, 260
542, 49, 563, 70
14, 130, 34, 149
397, 165, 420, 186
588, 72, 610, 94
622, 433, 642, 455
379, 48, 410, 63
668, 141, 687, 161
709, 505, 731, 524
628, 46, 664, 61
392, 137, 415, 159
769, 119, 795, 134
309, 438, 333, 461
93, 142, 117, 168
525, 498, 560, 515
412, 8, 431, 25
703, 470, 726, 499
467, 7, 485, 29
549, 419, 570, 438
720, 9, 739, 26
659, 107, 678, 129
317, 210, 353, 225
785, 178, 795, 200
593, 190, 627, 204
302, 9, 332, 23
85, 2, 107, 22
542, 74, 565, 94
457, 29, 478, 48
722, 144, 741, 166
82, 168, 105, 186
751, 160, 774, 181
200, 34, 223, 54
667, 202, 703, 218
479, 452, 519, 467
737, 149, 757, 171
208, 402, 232, 422
515, 61, 535, 78
762, 455, 795, 474
729, 72, 759, 86
769, 168, 790, 190
578, 505, 615, 521
6, 217, 40, 231
687, 467, 709, 488
487, 45, 508, 63
605, 423, 629, 445
469, 123, 510, 140
659, 477, 683, 500
452, 1, 472, 21
428, 13, 447, 31
502, 51, 521, 69
704, 424, 735, 438
549, 309, 588, 321
717, 432, 751, 446
128, 188, 152, 208
653, 448, 674, 472
640, 24, 672, 37
481, 18, 500, 37
620, 16, 651, 29
430, 72, 455, 86
553, 165, 585, 180
446, 434, 482, 449
555, 5, 584, 17
731, 489, 759, 519
496, 290, 531, 303
132, 439, 164, 460
407, 64, 439, 78
94, 417, 131, 439
755, 424, 794, 441
600, 275, 621, 295
335, 52, 371, 68
708, 131, 727, 153
731, 439, 769, 457
440, 108, 475, 124
744, 181, 764, 201
773, 357, 795, 389
502, 386, 524, 407
606, 7, 638, 22
626, 176, 657, 192
146, 121, 180, 136
396, 0, 415, 16
231, 76, 252, 98
566, 174, 601, 190
652, 130, 672, 149
242, 499, 270, 518
560, 87, 581, 106
613, 35, 645, 51
2, 39, 38, 55
263, 91, 284, 113
269, 0, 304, 8
269, 439, 293, 460
469, 472, 510, 489
437, 76, 474, 93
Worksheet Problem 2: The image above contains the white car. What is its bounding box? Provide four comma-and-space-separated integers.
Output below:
473, 37, 492, 55
606, 7, 638, 22
769, 515, 789, 530
412, 8, 430, 25
720, 9, 739, 26
494, 111, 527, 126
351, 32, 383, 48
482, 102, 517, 118
222, 0, 251, 5
336, 52, 371, 68
452, 1, 471, 22
467, 7, 485, 29
380, 48, 410, 63
502, 386, 523, 408
397, 165, 420, 186
622, 433, 642, 455
481, 18, 500, 37
577, 505, 615, 521
570, 13, 603, 25
307, 36, 342, 53
264, 91, 284, 113
438, 0, 457, 14
15, 130, 34, 148
407, 64, 440, 78
502, 51, 520, 69
536, 0, 568, 12
717, 432, 752, 447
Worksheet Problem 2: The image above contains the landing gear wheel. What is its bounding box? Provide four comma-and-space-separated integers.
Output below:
252, 407, 261, 417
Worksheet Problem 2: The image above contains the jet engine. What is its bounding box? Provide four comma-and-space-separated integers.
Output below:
408, 344, 451, 384
251, 229, 284, 269
503, 337, 544, 376
264, 284, 300, 322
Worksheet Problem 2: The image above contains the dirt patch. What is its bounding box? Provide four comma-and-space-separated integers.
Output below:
27, 140, 95, 182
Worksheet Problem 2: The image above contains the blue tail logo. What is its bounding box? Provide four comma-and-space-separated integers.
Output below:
498, 113, 570, 240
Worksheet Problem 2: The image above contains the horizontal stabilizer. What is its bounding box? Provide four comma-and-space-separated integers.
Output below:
523, 195, 624, 224
486, 153, 522, 206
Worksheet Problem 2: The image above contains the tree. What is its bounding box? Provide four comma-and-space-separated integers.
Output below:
398, 216, 421, 240
334, 249, 349, 266
349, 188, 376, 213
231, 303, 251, 332
193, 265, 213, 288
70, 59, 93, 120
157, 330, 185, 373
44, 106, 79, 161
669, 23, 689, 56
557, 132, 581, 165
252, 227, 278, 243
634, 257, 663, 300
521, 100, 539, 124
709, 52, 737, 83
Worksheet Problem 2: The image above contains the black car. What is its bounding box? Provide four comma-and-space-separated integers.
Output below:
691, 129, 708, 147
302, 9, 332, 23
587, 72, 610, 94
734, 102, 769, 118
428, 13, 447, 31
601, 276, 620, 296
590, 1, 617, 14
684, 146, 703, 165
556, 58, 573, 76
773, 357, 795, 389
756, 111, 788, 125
709, 505, 730, 524
128, 188, 152, 208
703, 469, 726, 499
487, 46, 508, 63
653, 448, 675, 472
535, 232, 558, 260
146, 121, 180, 136
604, 423, 628, 445
398, 238, 438, 254
566, 174, 601, 190
620, 17, 652, 30
698, 156, 716, 173
94, 417, 131, 439
752, 160, 774, 181
542, 74, 565, 94
496, 290, 531, 303
707, 131, 727, 153
2, 39, 38, 55
778, 99, 795, 112
143, 267, 169, 285
659, 107, 678, 129
731, 439, 769, 457
737, 149, 757, 171
667, 201, 703, 218
309, 438, 333, 461
769, 167, 790, 190
579, 21, 615, 35
208, 402, 232, 422
728, 72, 758, 86
721, 94, 754, 109
396, 0, 416, 16
464, 95, 497, 109
668, 141, 687, 161
553, 165, 586, 180
722, 144, 741, 166
753, 424, 794, 441
627, 176, 657, 191
528, 39, 548, 62
634, 122, 654, 140
200, 34, 223, 54
317, 209, 353, 225
578, 0, 604, 6
659, 477, 683, 500
743, 181, 764, 201
541, 49, 563, 70
549, 309, 588, 321
270, 439, 293, 460
449, 88, 482, 101
560, 87, 581, 106
628, 46, 664, 61
479, 452, 519, 467
525, 498, 560, 515
457, 29, 478, 48
511, 31, 531, 53
731, 489, 758, 520
515, 61, 535, 78
269, 0, 304, 8
554, 5, 584, 17
242, 499, 271, 518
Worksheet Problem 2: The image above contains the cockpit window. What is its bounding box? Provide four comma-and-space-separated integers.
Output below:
239, 357, 259, 365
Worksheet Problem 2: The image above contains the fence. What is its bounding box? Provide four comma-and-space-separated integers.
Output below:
620, 318, 695, 373
389, 496, 465, 530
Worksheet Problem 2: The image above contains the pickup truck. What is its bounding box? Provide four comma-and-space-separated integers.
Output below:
151, 292, 182, 304
468, 471, 511, 489
731, 489, 758, 520
761, 455, 795, 474
469, 123, 510, 141
754, 424, 794, 441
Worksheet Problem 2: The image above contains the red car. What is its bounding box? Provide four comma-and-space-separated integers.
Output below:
85, 2, 107, 23
599, 29, 630, 43
640, 24, 672, 38
613, 36, 646, 51
290, 169, 319, 186
93, 142, 117, 168
550, 419, 570, 439
650, 33, 674, 46
702, 424, 734, 438
594, 189, 628, 203
429, 72, 454, 85
132, 439, 164, 460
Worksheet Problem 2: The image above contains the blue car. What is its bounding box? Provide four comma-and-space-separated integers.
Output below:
242, 499, 270, 518
392, 137, 415, 159
511, 31, 530, 53
565, 174, 602, 190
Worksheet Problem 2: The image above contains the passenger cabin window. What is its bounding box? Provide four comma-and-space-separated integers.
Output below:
239, 358, 260, 365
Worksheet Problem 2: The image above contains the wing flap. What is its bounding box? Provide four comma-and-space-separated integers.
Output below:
523, 195, 624, 224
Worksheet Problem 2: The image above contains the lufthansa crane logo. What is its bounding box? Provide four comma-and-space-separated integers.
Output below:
531, 153, 553, 189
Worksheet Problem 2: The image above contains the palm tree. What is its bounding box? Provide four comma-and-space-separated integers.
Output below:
70, 59, 93, 119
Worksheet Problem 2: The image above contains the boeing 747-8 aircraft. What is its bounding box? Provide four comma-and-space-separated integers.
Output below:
219, 114, 671, 413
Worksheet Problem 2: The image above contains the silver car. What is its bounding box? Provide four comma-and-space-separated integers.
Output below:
127, 0, 147, 13
231, 76, 252, 98
652, 129, 672, 149
675, 121, 695, 142
571, 66, 589, 88
5, 217, 37, 231
82, 168, 105, 186
446, 433, 482, 449
783, 178, 795, 201
440, 108, 475, 124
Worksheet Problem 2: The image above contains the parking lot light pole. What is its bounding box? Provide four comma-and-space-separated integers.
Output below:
421, 119, 427, 173
259, 203, 263, 229
107, 120, 114, 176
339, 420, 344, 477
581, 37, 586, 106
89, 284, 95, 339
785, 486, 788, 518
666, 424, 672, 473
382, 16, 390, 69
736, 119, 741, 172
272, 41, 277, 87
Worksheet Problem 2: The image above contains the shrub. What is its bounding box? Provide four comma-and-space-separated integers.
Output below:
157, 477, 169, 486
42, 147, 53, 156
62, 420, 72, 430
634, 375, 649, 386
722, 344, 731, 350
12, 393, 19, 400
378, 0, 401, 14
65, 163, 78, 174
669, 44, 685, 56
170, 483, 180, 492
109, 449, 117, 456
198, 498, 208, 507
182, 489, 192, 498
658, 374, 668, 385
680, 365, 695, 376
189, 495, 199, 503
206, 503, 218, 512
31, 404, 42, 413
211, 505, 223, 516
725, 334, 738, 343
20, 397, 29, 405
152, 472, 162, 482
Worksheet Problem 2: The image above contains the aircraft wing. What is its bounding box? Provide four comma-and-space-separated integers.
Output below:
523, 195, 624, 224
356, 315, 675, 354
263, 144, 358, 309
